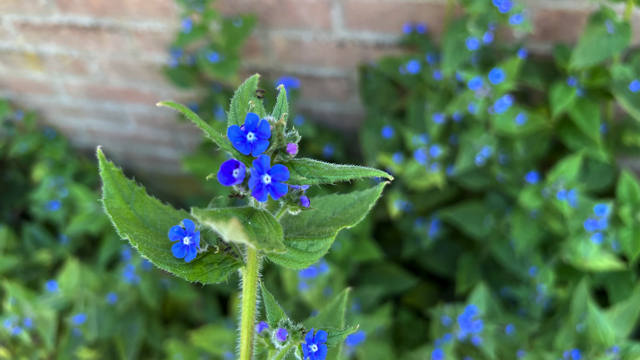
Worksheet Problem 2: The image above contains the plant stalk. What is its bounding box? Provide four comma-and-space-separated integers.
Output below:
239, 246, 261, 360
272, 341, 296, 360
275, 205, 288, 220
625, 0, 634, 22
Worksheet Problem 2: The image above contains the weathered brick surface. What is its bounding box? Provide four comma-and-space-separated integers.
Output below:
0, 77, 57, 95
14, 22, 129, 53
100, 59, 168, 84
64, 82, 162, 104
0, 0, 52, 15
217, 0, 332, 30
343, 1, 448, 36
531, 9, 590, 44
56, 0, 178, 19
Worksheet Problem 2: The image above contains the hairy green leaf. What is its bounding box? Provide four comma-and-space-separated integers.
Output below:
191, 207, 285, 253
271, 84, 289, 123
325, 326, 358, 349
228, 74, 267, 127
281, 158, 393, 186
267, 183, 388, 269
97, 148, 242, 284
260, 281, 288, 328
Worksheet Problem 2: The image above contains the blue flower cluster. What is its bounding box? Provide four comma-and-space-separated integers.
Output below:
275, 76, 301, 90
584, 203, 610, 244
298, 259, 329, 291
403, 22, 427, 34
456, 304, 484, 344
554, 187, 578, 208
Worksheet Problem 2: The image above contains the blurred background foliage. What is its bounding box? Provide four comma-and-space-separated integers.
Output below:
3, 0, 640, 359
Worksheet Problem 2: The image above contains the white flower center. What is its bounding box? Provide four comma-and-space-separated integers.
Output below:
232, 169, 240, 178
246, 132, 256, 142
183, 236, 192, 245
262, 174, 271, 184
310, 344, 318, 353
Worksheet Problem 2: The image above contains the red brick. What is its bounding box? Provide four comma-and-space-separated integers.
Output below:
101, 59, 168, 85
0, 52, 91, 77
531, 9, 589, 44
14, 23, 128, 53
45, 105, 131, 126
0, 77, 56, 95
343, 1, 447, 36
57, 0, 177, 19
64, 82, 161, 104
217, 0, 331, 30
271, 37, 400, 69
131, 30, 174, 56
243, 37, 266, 62
297, 76, 356, 103
0, 0, 50, 14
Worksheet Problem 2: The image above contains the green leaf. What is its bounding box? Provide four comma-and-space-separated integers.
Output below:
605, 282, 640, 338
260, 281, 288, 328
271, 84, 289, 123
281, 158, 393, 186
440, 200, 492, 240
586, 301, 616, 347
189, 324, 236, 356
191, 206, 285, 253
570, 8, 631, 69
325, 326, 358, 349
228, 74, 267, 127
455, 253, 481, 295
441, 19, 469, 76
305, 288, 349, 329
549, 80, 577, 118
617, 170, 640, 207
157, 100, 253, 166
567, 97, 601, 143
266, 183, 388, 269
97, 148, 242, 284
547, 152, 583, 184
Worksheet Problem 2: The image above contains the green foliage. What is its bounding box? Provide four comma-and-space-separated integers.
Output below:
283, 158, 393, 186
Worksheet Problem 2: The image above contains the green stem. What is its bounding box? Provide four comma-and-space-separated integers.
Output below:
275, 205, 288, 220
239, 246, 261, 360
625, 0, 634, 22
272, 342, 296, 360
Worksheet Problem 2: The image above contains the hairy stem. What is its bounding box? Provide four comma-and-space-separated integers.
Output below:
275, 205, 288, 220
272, 341, 296, 360
239, 246, 261, 360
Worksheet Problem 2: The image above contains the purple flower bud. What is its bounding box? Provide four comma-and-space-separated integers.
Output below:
300, 195, 310, 208
286, 143, 298, 155
276, 328, 288, 342
256, 321, 269, 333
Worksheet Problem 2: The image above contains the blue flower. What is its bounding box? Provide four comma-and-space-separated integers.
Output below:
452, 111, 462, 122
214, 105, 226, 121
605, 20, 615, 34
509, 13, 525, 26
483, 31, 494, 44
106, 292, 118, 304
72, 313, 87, 326
181, 17, 193, 33
406, 60, 421, 74
468, 102, 477, 114
218, 159, 246, 186
381, 126, 394, 139
168, 219, 201, 262
493, 94, 513, 114
493, 0, 513, 13
301, 195, 310, 208
433, 113, 445, 124
207, 51, 221, 63
600, 123, 608, 134
345, 330, 366, 347
630, 80, 640, 93
515, 112, 528, 125
426, 53, 437, 64
303, 328, 328, 360
402, 22, 413, 34
594, 204, 609, 217
45, 280, 58, 293
505, 324, 515, 335
294, 115, 305, 126
392, 152, 404, 164
276, 328, 288, 342
256, 321, 269, 333
468, 76, 483, 91
141, 259, 153, 271
431, 348, 444, 360
525, 171, 540, 184
517, 350, 526, 359
249, 154, 290, 202
23, 318, 32, 329
429, 145, 442, 158
121, 246, 132, 261
528, 266, 538, 277
414, 148, 428, 165
517, 48, 528, 59
122, 263, 139, 284
597, 218, 608, 230
488, 68, 506, 85
466, 37, 480, 51
457, 305, 483, 338
323, 144, 335, 158
567, 77, 578, 87
591, 232, 604, 244
14, 110, 24, 121
584, 218, 598, 232
227, 113, 271, 156
567, 189, 578, 208
275, 76, 301, 89
416, 23, 427, 34
433, 70, 443, 81
46, 200, 61, 212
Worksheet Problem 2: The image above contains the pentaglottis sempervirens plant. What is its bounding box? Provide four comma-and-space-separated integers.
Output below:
97, 74, 392, 360
358, 0, 640, 358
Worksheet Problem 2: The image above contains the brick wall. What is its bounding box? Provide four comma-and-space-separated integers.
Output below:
0, 0, 636, 175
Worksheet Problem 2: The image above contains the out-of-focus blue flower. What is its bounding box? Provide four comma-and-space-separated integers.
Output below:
517, 48, 528, 59
466, 37, 480, 51
345, 330, 366, 347
493, 0, 513, 13
416, 23, 427, 34
294, 115, 305, 126
468, 102, 477, 114
429, 145, 442, 158
249, 155, 290, 202
23, 318, 33, 329
567, 189, 578, 208
483, 31, 494, 44
431, 348, 444, 360
452, 111, 462, 122
426, 53, 437, 64
584, 218, 598, 232
441, 315, 452, 327
402, 22, 413, 34
14, 110, 24, 121
168, 219, 201, 262
493, 94, 514, 114
468, 76, 483, 91
433, 113, 446, 124
629, 80, 640, 93
528, 266, 538, 277
567, 77, 578, 87
256, 321, 269, 333
46, 200, 61, 212
122, 263, 140, 284
488, 68, 506, 85
515, 112, 528, 125
228, 112, 271, 156
591, 232, 604, 244
392, 152, 404, 164
323, 144, 335, 158
276, 328, 288, 342
381, 126, 394, 139
214, 105, 226, 121
406, 60, 422, 74
218, 159, 246, 186
181, 17, 193, 33
414, 148, 428, 165
121, 246, 132, 262
594, 204, 609, 217
525, 171, 540, 184
605, 20, 615, 34
517, 350, 526, 359
600, 123, 608, 134
106, 292, 118, 304
457, 304, 483, 340
428, 218, 441, 238
72, 313, 87, 326
505, 324, 515, 335
45, 280, 58, 293
446, 164, 455, 176
275, 76, 301, 89
433, 70, 443, 81
509, 13, 525, 26
207, 51, 221, 63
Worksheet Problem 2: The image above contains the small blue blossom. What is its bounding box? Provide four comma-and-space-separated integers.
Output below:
392, 152, 404, 164
106, 292, 118, 304
218, 159, 246, 186
207, 51, 221, 63
45, 280, 58, 293
227, 113, 271, 156
141, 259, 153, 271
426, 53, 437, 64
122, 263, 140, 284
441, 315, 452, 327
433, 113, 445, 124
214, 105, 226, 121
466, 37, 480, 51
302, 328, 328, 360
276, 328, 288, 342
471, 335, 483, 346
402, 22, 413, 34
493, 94, 514, 114
493, 0, 513, 13
483, 31, 494, 44
567, 189, 578, 208
597, 218, 608, 230
249, 154, 290, 202
557, 189, 567, 201
46, 200, 61, 212
181, 17, 193, 33
256, 321, 269, 333
457, 304, 483, 339
275, 76, 301, 90
121, 246, 132, 261
468, 76, 483, 91
594, 203, 609, 217
567, 77, 578, 87
475, 155, 487, 167
433, 70, 443, 81
10, 326, 22, 336
23, 318, 32, 329
431, 348, 444, 360
517, 350, 526, 359
452, 111, 462, 122
446, 164, 455, 176
528, 266, 538, 277
429, 145, 442, 158
505, 324, 515, 335
584, 218, 598, 232
600, 123, 608, 134
381, 126, 394, 139
300, 195, 310, 208
517, 48, 528, 59
345, 330, 366, 347
14, 110, 24, 121
525, 171, 540, 184
294, 115, 305, 126
322, 144, 335, 158
630, 80, 640, 93
406, 60, 422, 74
488, 68, 506, 85
515, 112, 528, 125
468, 102, 477, 114
414, 148, 428, 165
509, 13, 525, 26
591, 232, 604, 244
605, 20, 615, 34
168, 219, 201, 262
71, 313, 87, 326
416, 23, 427, 34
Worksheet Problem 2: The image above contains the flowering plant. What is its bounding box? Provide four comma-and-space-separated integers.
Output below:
98, 75, 392, 360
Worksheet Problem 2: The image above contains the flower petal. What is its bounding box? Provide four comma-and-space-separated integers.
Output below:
253, 154, 271, 175
233, 140, 252, 155
192, 231, 201, 249
244, 112, 260, 132
251, 139, 270, 157
303, 345, 309, 360
268, 182, 288, 200
184, 245, 198, 262
249, 168, 261, 190
168, 225, 186, 241
252, 183, 269, 203
314, 330, 328, 344
172, 242, 187, 258
227, 125, 246, 143
305, 328, 315, 344
315, 345, 327, 360
269, 164, 290, 182
256, 119, 271, 139
183, 219, 196, 235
